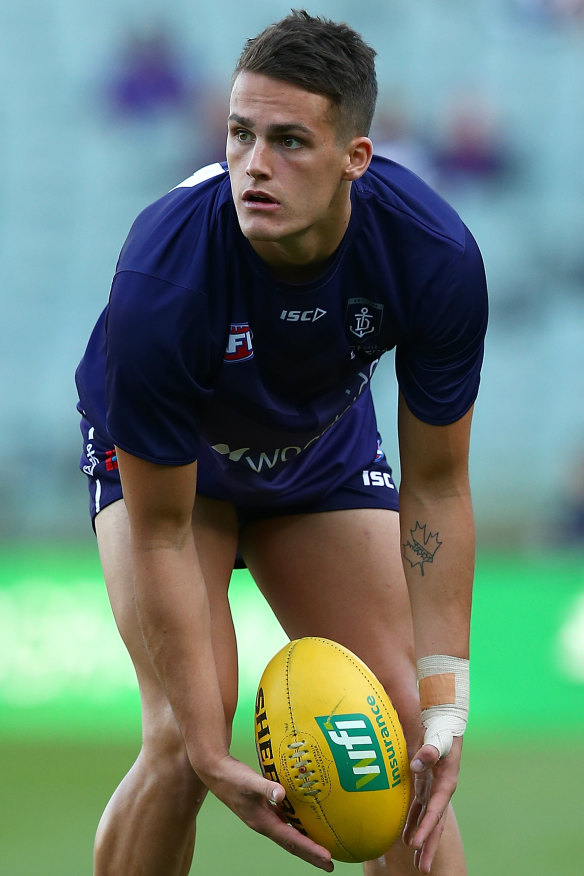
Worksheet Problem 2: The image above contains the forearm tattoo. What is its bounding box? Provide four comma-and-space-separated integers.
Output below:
402, 521, 442, 576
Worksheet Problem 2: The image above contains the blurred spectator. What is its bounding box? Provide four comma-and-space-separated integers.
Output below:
106, 26, 196, 120
371, 100, 436, 185
559, 452, 584, 546
513, 0, 584, 24
431, 92, 515, 190
193, 86, 230, 167
99, 24, 213, 185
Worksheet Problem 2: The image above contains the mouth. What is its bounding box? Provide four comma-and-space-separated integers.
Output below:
242, 189, 280, 210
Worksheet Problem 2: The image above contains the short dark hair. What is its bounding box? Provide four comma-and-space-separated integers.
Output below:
232, 9, 378, 138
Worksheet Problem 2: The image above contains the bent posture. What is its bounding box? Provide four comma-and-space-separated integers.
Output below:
76, 10, 488, 875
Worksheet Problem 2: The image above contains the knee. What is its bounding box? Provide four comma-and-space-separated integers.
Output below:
141, 714, 207, 813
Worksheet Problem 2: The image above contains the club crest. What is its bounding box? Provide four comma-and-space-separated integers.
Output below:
346, 298, 384, 340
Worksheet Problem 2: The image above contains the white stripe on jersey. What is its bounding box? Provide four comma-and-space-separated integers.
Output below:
173, 163, 226, 189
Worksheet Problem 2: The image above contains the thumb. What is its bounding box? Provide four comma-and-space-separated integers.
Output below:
264, 779, 286, 805
411, 724, 454, 769
411, 741, 444, 774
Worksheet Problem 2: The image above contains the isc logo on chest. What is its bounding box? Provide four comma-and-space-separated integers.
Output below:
280, 308, 327, 323
315, 713, 390, 792
224, 323, 254, 362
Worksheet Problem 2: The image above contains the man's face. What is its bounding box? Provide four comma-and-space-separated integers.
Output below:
227, 72, 354, 256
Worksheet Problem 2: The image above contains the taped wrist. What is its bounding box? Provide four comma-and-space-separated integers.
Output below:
417, 655, 469, 758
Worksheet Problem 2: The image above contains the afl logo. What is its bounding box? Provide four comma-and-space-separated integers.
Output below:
225, 322, 254, 362
375, 438, 386, 462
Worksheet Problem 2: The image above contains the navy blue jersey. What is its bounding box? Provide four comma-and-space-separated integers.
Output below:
75, 155, 488, 509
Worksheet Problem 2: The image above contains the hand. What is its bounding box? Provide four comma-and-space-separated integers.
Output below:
402, 736, 463, 873
203, 754, 334, 871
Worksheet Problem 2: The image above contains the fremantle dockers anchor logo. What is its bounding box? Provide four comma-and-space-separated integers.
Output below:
346, 298, 384, 340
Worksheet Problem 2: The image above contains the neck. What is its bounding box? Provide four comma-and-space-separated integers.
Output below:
250, 198, 352, 284
260, 252, 336, 284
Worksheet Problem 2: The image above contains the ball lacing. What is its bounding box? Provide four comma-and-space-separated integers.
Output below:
287, 740, 320, 796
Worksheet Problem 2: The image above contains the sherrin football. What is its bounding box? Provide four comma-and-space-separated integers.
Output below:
254, 637, 410, 863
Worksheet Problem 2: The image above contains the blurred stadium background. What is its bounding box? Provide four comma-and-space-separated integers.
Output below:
1, 1, 583, 873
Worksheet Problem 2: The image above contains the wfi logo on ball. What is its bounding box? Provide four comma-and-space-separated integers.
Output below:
316, 713, 390, 792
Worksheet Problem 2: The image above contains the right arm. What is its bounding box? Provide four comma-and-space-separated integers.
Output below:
116, 447, 334, 871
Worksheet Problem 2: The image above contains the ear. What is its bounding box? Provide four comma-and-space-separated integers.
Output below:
342, 137, 373, 181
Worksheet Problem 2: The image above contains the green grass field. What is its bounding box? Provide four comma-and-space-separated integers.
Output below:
2, 736, 583, 875
1, 544, 583, 874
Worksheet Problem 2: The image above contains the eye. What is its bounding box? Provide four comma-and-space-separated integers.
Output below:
282, 136, 302, 149
233, 129, 254, 143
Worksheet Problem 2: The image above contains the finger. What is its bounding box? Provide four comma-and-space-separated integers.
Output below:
414, 808, 448, 874
254, 779, 334, 871
402, 774, 431, 845
261, 812, 334, 871
402, 798, 423, 846
411, 749, 460, 851
411, 785, 454, 850
406, 743, 453, 848
402, 755, 433, 845
214, 763, 334, 872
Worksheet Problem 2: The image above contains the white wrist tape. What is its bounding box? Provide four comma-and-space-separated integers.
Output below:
417, 655, 469, 759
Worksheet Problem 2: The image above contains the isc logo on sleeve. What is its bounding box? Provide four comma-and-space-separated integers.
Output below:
225, 323, 254, 362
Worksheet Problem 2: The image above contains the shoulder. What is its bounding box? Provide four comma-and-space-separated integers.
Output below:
351, 155, 486, 314
117, 162, 235, 282
106, 164, 235, 369
355, 154, 467, 251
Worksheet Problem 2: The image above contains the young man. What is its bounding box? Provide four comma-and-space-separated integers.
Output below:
76, 10, 487, 875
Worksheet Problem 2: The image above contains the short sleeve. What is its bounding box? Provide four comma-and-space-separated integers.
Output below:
395, 226, 488, 425
105, 270, 215, 464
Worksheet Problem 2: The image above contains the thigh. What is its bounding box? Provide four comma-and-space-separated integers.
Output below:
240, 508, 421, 752
95, 496, 241, 741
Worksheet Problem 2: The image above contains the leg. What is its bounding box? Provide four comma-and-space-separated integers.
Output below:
240, 508, 466, 875
93, 496, 239, 876
365, 808, 466, 875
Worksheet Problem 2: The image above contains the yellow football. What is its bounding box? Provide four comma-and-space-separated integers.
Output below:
254, 637, 411, 863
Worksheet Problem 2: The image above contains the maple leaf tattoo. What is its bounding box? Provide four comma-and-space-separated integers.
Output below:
402, 521, 442, 576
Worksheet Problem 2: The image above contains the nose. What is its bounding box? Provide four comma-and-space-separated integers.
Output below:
246, 139, 271, 179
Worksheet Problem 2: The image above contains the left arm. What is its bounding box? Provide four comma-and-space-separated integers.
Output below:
398, 394, 474, 660
397, 393, 475, 872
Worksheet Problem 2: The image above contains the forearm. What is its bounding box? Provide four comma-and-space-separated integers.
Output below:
399, 482, 474, 661
130, 532, 230, 773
